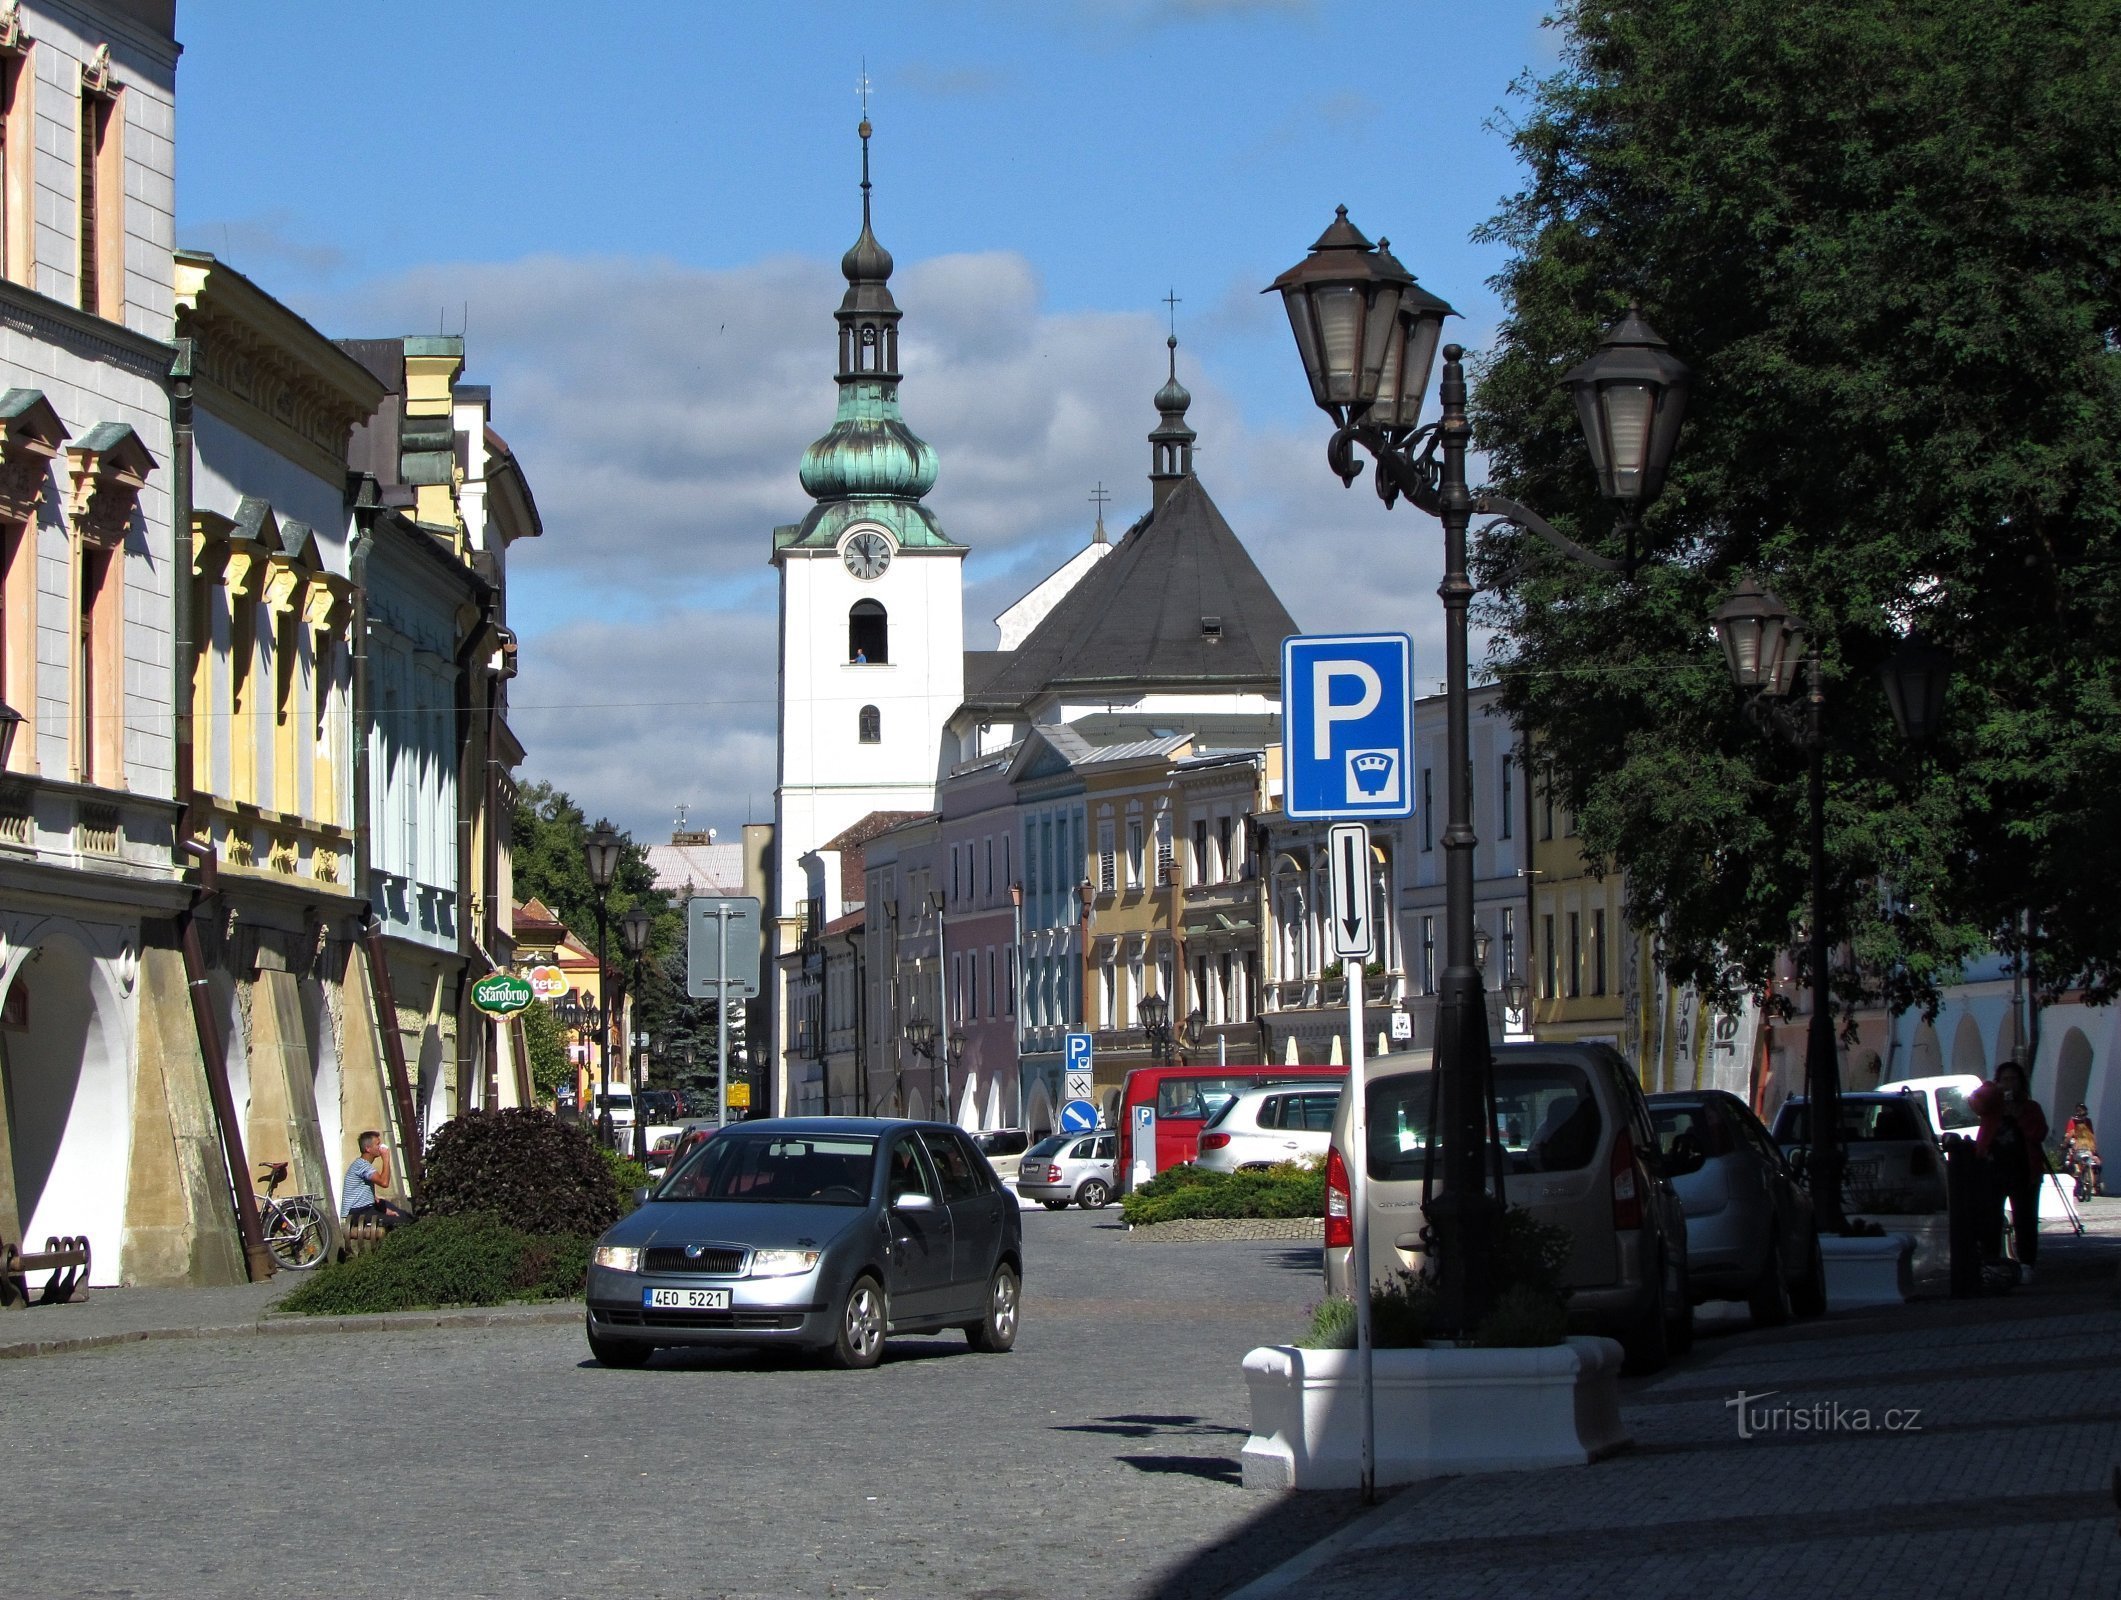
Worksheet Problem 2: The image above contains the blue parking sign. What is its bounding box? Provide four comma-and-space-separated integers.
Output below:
1282, 633, 1415, 820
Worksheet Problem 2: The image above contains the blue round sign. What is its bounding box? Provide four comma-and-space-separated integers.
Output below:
1060, 1099, 1099, 1133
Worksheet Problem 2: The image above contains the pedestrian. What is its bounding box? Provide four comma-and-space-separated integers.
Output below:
2062, 1103, 2100, 1199
1970, 1062, 2048, 1280
341, 1130, 413, 1231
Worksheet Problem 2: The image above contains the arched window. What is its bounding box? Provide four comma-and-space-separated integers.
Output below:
858, 704, 880, 744
849, 600, 887, 664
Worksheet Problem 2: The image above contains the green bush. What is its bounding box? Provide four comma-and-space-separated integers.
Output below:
422, 1108, 621, 1237
602, 1149, 651, 1215
1470, 1282, 1568, 1348
278, 1214, 590, 1316
1290, 1208, 1573, 1350
1299, 1272, 1438, 1350
1121, 1161, 1325, 1226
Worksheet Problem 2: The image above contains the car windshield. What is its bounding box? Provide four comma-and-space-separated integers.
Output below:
657, 1131, 878, 1203
1367, 1064, 1604, 1182
1776, 1100, 1928, 1143
1026, 1135, 1070, 1158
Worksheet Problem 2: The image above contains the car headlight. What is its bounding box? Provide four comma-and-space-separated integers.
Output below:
592, 1245, 641, 1273
748, 1249, 821, 1277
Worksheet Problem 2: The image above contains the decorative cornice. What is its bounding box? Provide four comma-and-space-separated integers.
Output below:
174, 252, 387, 490
66, 424, 155, 550
0, 389, 66, 528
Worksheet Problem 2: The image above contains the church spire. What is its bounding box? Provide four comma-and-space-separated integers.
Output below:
835, 113, 900, 380
1149, 326, 1196, 509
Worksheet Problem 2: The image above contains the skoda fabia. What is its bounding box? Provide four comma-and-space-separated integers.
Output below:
584, 1118, 1024, 1369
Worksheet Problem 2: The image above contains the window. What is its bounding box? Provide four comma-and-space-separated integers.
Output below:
1097, 820, 1116, 893
1125, 818, 1144, 887
1592, 908, 1607, 997
987, 947, 996, 1018
1540, 779, 1555, 841
1100, 962, 1116, 1027
1501, 907, 1517, 987
1193, 818, 1209, 885
984, 836, 993, 899
1567, 911, 1582, 999
1155, 810, 1174, 878
1420, 916, 1436, 994
1421, 768, 1433, 850
1499, 756, 1514, 840
77, 84, 121, 318
1005, 945, 1016, 1015
1218, 815, 1235, 881
951, 845, 961, 904
848, 599, 887, 663
858, 704, 880, 743
0, 46, 27, 286
76, 543, 119, 785
1542, 914, 1557, 998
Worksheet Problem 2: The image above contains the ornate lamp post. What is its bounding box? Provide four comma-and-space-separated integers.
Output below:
1270, 210, 1689, 1332
905, 1015, 959, 1120
1710, 578, 1951, 1234
1138, 992, 1176, 1065
619, 903, 653, 1157
583, 818, 623, 1148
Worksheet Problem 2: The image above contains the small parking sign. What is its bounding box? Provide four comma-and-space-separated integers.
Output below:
1282, 634, 1416, 820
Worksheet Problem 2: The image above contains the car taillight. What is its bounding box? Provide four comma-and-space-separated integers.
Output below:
1201, 1133, 1232, 1151
1324, 1145, 1352, 1250
1611, 1129, 1643, 1230
1045, 1164, 1063, 1182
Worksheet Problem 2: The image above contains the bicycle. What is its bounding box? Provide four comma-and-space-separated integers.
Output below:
255, 1161, 332, 1270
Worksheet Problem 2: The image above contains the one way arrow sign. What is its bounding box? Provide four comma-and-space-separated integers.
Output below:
1328, 822, 1373, 960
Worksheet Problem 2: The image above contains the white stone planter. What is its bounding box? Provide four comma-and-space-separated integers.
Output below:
1820, 1232, 1915, 1310
1239, 1336, 1629, 1491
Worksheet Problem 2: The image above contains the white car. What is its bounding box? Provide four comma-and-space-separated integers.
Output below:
1195, 1083, 1341, 1172
1879, 1074, 1983, 1143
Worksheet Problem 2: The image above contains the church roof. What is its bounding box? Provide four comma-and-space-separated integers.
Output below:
963, 473, 1295, 710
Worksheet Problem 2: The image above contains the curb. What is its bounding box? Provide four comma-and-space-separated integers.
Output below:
0, 1300, 586, 1361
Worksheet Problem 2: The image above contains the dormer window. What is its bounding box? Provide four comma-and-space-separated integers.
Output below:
1200, 616, 1222, 642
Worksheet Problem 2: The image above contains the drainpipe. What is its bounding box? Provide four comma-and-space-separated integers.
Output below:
169, 340, 196, 841
346, 483, 379, 892
451, 603, 496, 1116
359, 904, 427, 1199
177, 841, 275, 1281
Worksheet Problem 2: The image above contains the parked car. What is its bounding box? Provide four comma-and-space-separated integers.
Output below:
1196, 1083, 1342, 1172
1324, 1042, 1693, 1373
1878, 1074, 1983, 1144
647, 1121, 718, 1182
1647, 1090, 1824, 1324
1116, 1063, 1348, 1191
1769, 1092, 1949, 1213
1016, 1132, 1116, 1209
593, 1090, 636, 1132
969, 1128, 1031, 1183
586, 1118, 1024, 1369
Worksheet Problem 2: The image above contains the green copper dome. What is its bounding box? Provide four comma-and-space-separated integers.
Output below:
799, 379, 939, 500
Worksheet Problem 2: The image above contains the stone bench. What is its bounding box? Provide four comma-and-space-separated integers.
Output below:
1, 1236, 91, 1308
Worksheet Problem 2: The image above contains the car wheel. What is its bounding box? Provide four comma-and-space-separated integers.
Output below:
829, 1275, 887, 1370
1620, 1257, 1672, 1375
1748, 1239, 1793, 1328
1041, 1198, 1070, 1210
1790, 1232, 1828, 1319
586, 1321, 655, 1369
963, 1262, 1020, 1353
1076, 1178, 1111, 1210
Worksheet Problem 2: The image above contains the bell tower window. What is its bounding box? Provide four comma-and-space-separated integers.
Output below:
849, 599, 887, 664
858, 704, 880, 744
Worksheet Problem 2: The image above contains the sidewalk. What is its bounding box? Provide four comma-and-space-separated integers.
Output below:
0, 1276, 582, 1360
1226, 1198, 2121, 1600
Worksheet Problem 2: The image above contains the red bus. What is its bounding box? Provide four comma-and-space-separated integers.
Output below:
1114, 1063, 1349, 1192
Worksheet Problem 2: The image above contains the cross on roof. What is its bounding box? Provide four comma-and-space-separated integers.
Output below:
1163, 288, 1182, 337
1089, 482, 1111, 516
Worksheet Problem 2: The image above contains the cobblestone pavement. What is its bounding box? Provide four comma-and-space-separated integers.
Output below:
0, 1205, 1363, 1600
1233, 1197, 2121, 1600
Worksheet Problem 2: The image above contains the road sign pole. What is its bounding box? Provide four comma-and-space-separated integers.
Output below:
716, 908, 730, 1128
1346, 952, 1373, 1505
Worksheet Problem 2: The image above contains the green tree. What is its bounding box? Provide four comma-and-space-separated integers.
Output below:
1471, 0, 2121, 1014
520, 1000, 571, 1105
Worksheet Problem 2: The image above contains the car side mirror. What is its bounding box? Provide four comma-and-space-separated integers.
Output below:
1660, 1139, 1707, 1178
893, 1191, 935, 1212
633, 1186, 652, 1207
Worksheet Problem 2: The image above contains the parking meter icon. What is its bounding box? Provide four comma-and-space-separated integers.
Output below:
1347, 749, 1399, 803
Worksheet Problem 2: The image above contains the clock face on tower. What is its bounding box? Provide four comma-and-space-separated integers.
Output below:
843, 529, 892, 580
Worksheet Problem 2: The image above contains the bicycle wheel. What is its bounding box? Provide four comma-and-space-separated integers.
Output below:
263, 1197, 330, 1270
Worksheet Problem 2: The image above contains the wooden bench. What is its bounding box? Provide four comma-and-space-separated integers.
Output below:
337, 1219, 387, 1262
1, 1236, 91, 1308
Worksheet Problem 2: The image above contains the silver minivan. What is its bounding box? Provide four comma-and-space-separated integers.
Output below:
1323, 1042, 1693, 1371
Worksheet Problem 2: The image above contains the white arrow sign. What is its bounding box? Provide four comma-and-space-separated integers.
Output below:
1328, 822, 1372, 960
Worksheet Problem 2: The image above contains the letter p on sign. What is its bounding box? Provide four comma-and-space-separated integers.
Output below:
1312, 660, 1382, 760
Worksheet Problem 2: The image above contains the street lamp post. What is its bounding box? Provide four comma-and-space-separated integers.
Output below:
620, 903, 653, 1159
583, 818, 623, 1148
1270, 209, 1689, 1333
1710, 577, 1951, 1235
1137, 992, 1176, 1065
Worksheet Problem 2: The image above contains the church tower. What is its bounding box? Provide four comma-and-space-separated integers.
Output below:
768, 117, 966, 1105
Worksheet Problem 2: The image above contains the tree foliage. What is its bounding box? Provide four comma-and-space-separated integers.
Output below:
1471, 0, 2121, 1015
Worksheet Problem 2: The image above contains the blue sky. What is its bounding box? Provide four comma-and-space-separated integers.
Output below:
176, 0, 1563, 839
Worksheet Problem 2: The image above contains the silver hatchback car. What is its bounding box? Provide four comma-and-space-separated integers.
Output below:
1648, 1090, 1824, 1323
585, 1118, 1024, 1369
1017, 1131, 1116, 1209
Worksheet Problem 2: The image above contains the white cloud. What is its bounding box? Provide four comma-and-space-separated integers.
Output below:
310, 246, 1455, 846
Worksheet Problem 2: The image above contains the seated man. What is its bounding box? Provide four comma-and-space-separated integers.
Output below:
341, 1130, 412, 1231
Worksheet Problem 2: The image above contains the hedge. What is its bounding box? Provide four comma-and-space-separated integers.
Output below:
422, 1107, 622, 1237
1120, 1161, 1325, 1227
278, 1214, 590, 1316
